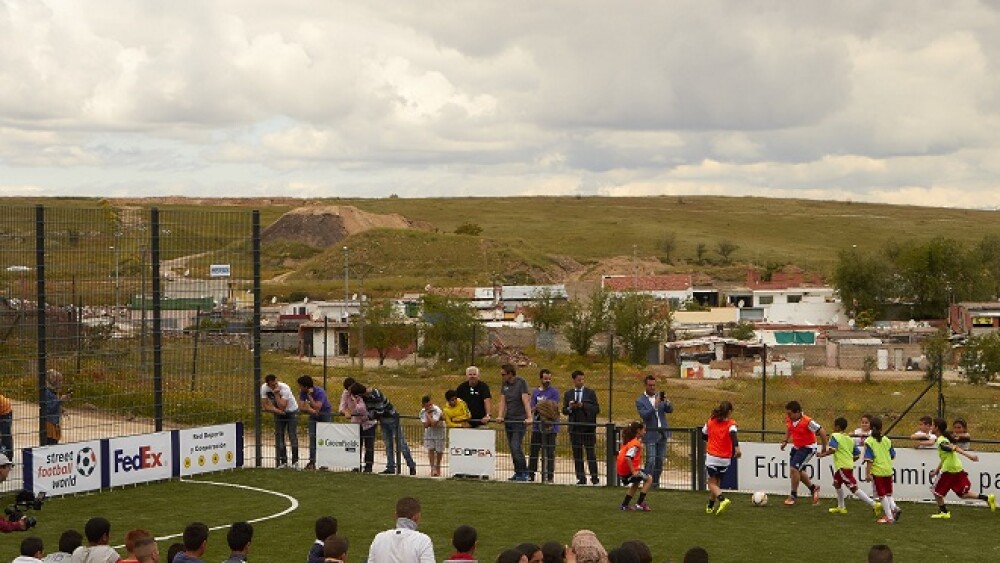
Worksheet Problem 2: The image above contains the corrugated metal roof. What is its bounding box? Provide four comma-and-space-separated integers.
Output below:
602, 274, 693, 291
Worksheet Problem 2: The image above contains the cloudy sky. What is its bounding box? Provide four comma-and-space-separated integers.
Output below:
2, 1, 999, 208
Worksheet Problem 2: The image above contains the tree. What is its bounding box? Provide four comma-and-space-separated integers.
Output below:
695, 243, 708, 264
454, 222, 483, 236
658, 232, 677, 263
420, 294, 480, 364
563, 288, 609, 356
730, 321, 755, 341
959, 332, 1000, 385
832, 247, 888, 319
715, 240, 739, 265
526, 288, 567, 332
356, 299, 416, 366
890, 237, 966, 318
921, 328, 950, 382
610, 292, 671, 365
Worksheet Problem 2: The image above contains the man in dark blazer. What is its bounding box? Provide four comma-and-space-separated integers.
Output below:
562, 370, 600, 485
636, 374, 673, 488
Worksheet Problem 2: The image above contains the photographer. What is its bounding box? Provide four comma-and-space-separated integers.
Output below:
0, 454, 30, 533
635, 374, 673, 489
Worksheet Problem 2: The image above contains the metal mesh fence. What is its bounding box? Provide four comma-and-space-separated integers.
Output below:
0, 204, 258, 489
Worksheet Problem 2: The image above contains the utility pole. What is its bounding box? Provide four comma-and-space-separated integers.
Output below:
343, 246, 350, 362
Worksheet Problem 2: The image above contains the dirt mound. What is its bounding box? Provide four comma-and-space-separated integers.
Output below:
261, 206, 427, 248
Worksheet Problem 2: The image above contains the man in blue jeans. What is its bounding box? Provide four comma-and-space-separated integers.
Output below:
497, 364, 533, 481
350, 382, 416, 475
260, 373, 299, 468
297, 375, 332, 470
636, 374, 673, 488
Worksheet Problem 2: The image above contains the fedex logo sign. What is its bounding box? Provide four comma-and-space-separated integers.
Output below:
114, 446, 164, 472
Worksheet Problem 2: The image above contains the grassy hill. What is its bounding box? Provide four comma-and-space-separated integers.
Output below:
4, 196, 1000, 297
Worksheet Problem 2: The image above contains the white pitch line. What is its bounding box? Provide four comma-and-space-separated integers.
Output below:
111, 478, 300, 548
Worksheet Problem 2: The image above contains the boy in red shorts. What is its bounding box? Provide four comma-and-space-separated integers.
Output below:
929, 417, 996, 519
816, 417, 880, 516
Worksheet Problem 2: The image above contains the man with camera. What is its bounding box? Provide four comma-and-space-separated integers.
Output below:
0, 454, 31, 533
635, 374, 673, 489
259, 373, 300, 468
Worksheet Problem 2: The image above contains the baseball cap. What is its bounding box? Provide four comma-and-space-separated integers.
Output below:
0, 453, 12, 466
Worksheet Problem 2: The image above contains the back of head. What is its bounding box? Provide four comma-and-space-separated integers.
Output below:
607, 547, 640, 563
349, 382, 367, 396
452, 525, 478, 554
571, 530, 608, 563
342, 377, 356, 390
619, 540, 652, 563
84, 517, 112, 544
323, 535, 349, 559
183, 521, 209, 551
227, 521, 254, 551
541, 541, 564, 563
133, 536, 157, 562
21, 536, 43, 557
315, 515, 338, 541
125, 528, 152, 553
59, 529, 84, 553
868, 544, 893, 563
683, 546, 708, 563
496, 549, 527, 563
167, 542, 185, 563
516, 543, 541, 560
395, 496, 421, 520
833, 417, 848, 432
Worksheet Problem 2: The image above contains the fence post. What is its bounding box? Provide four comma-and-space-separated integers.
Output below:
760, 344, 767, 441
151, 208, 163, 432
604, 422, 616, 487
690, 428, 705, 491
253, 210, 263, 467
35, 204, 47, 446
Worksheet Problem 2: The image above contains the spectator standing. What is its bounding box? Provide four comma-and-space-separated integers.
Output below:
42, 529, 83, 562
259, 373, 299, 468
307, 516, 338, 563
298, 375, 333, 470
42, 369, 70, 446
527, 369, 560, 483
70, 518, 120, 563
441, 390, 471, 428
562, 370, 600, 485
14, 536, 44, 563
635, 375, 672, 489
496, 364, 532, 481
338, 377, 357, 418
455, 367, 492, 427
223, 521, 253, 563
345, 389, 376, 473
366, 497, 435, 563
350, 383, 416, 475
172, 522, 208, 563
419, 396, 446, 476
0, 392, 13, 460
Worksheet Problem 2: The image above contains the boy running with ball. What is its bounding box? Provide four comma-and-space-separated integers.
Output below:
817, 417, 880, 516
780, 400, 827, 505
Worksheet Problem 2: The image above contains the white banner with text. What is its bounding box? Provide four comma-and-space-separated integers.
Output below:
447, 428, 496, 478
316, 423, 362, 470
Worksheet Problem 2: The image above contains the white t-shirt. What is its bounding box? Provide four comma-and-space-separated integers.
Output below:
259, 381, 299, 413
70, 545, 121, 563
367, 524, 435, 563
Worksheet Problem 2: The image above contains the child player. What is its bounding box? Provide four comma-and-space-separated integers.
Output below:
701, 401, 740, 515
779, 400, 827, 505
928, 417, 996, 519
617, 421, 653, 511
816, 417, 880, 516
864, 417, 900, 524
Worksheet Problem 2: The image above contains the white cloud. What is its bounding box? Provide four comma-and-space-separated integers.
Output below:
0, 0, 997, 207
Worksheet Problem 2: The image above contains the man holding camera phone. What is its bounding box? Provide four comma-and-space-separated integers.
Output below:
635, 374, 673, 489
0, 454, 31, 533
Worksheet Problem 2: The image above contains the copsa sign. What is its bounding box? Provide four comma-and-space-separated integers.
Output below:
447, 428, 496, 478
23, 441, 102, 496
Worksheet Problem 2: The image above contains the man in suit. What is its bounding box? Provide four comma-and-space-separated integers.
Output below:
562, 370, 600, 485
635, 374, 673, 488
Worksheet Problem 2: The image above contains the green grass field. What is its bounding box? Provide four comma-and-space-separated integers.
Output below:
1, 468, 997, 562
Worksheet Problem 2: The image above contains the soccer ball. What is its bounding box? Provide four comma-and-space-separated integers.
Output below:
751, 491, 768, 506
76, 447, 97, 477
